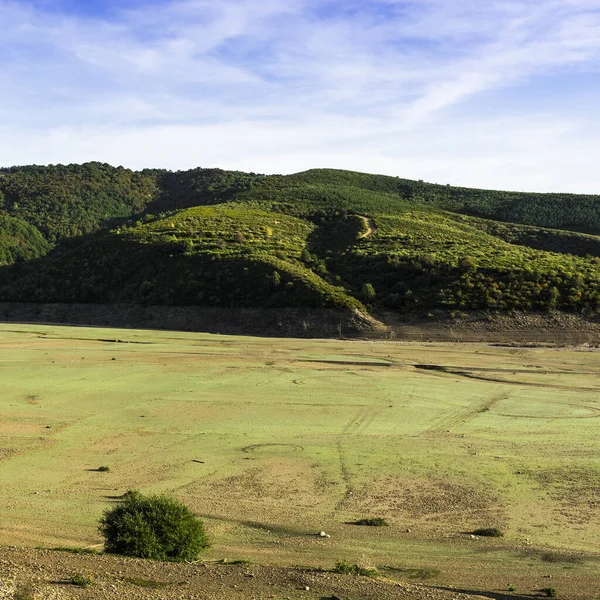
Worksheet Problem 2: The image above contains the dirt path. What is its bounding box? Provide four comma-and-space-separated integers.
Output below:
357, 215, 376, 238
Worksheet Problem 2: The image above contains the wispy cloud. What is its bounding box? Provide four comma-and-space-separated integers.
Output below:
1, 0, 599, 192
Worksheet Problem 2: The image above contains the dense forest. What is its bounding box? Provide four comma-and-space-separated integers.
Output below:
1, 162, 600, 317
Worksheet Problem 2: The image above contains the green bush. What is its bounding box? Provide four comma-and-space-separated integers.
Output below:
541, 588, 558, 598
472, 527, 503, 537
99, 490, 209, 561
352, 517, 388, 527
69, 573, 93, 587
333, 560, 378, 578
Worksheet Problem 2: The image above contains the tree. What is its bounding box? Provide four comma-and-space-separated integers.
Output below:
361, 282, 376, 302
99, 490, 209, 561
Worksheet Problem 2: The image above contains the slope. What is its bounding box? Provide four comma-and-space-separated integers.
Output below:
0, 214, 50, 265
2, 163, 600, 324
0, 205, 363, 312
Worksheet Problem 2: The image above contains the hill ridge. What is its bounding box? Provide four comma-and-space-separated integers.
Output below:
2, 162, 600, 332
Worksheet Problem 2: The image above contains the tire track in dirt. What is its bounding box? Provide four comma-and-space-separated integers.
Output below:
427, 391, 508, 433
455, 371, 599, 391
496, 403, 600, 419
333, 403, 371, 512
413, 364, 600, 392
414, 364, 596, 375
331, 393, 386, 514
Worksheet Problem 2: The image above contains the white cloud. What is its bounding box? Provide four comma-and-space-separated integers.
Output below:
1, 0, 600, 192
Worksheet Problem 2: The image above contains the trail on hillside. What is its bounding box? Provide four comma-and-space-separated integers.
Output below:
357, 215, 376, 238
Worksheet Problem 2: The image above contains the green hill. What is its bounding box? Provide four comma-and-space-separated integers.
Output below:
1, 163, 600, 321
1, 205, 361, 311
0, 214, 50, 265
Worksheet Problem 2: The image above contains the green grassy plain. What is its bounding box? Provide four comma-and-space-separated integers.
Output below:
1, 324, 600, 594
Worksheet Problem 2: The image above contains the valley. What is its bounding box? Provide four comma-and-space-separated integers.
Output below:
1, 324, 599, 598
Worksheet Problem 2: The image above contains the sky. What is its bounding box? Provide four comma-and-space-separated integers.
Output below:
1, 0, 600, 192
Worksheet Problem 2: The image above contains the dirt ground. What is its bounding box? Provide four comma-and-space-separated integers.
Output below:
2, 324, 600, 599
3, 302, 600, 344
0, 545, 588, 600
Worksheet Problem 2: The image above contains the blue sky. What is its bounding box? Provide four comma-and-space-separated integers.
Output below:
1, 0, 600, 192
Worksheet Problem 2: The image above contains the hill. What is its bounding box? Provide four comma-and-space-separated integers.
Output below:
2, 162, 600, 331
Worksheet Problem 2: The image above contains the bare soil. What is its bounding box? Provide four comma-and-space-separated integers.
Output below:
2, 302, 600, 345
0, 303, 383, 339
376, 310, 600, 344
0, 546, 588, 600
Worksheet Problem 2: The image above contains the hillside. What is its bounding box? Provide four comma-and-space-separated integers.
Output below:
2, 162, 600, 329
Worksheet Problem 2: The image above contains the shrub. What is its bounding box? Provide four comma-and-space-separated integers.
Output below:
69, 574, 93, 587
99, 490, 210, 561
352, 517, 388, 527
96, 465, 110, 472
361, 283, 376, 302
541, 588, 558, 598
333, 560, 378, 578
472, 527, 503, 537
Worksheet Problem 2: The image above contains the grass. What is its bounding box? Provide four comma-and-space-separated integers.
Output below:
540, 552, 584, 564
381, 566, 440, 580
1, 323, 600, 594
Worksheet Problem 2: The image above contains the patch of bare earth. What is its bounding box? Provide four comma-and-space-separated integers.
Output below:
185, 459, 333, 521
527, 467, 600, 525
349, 477, 506, 533
0, 546, 505, 600
377, 310, 600, 344
0, 448, 19, 463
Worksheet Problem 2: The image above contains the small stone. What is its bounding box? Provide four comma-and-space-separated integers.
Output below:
304, 586, 310, 591
319, 531, 327, 537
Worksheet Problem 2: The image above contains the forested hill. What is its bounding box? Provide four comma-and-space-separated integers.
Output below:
2, 162, 600, 318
